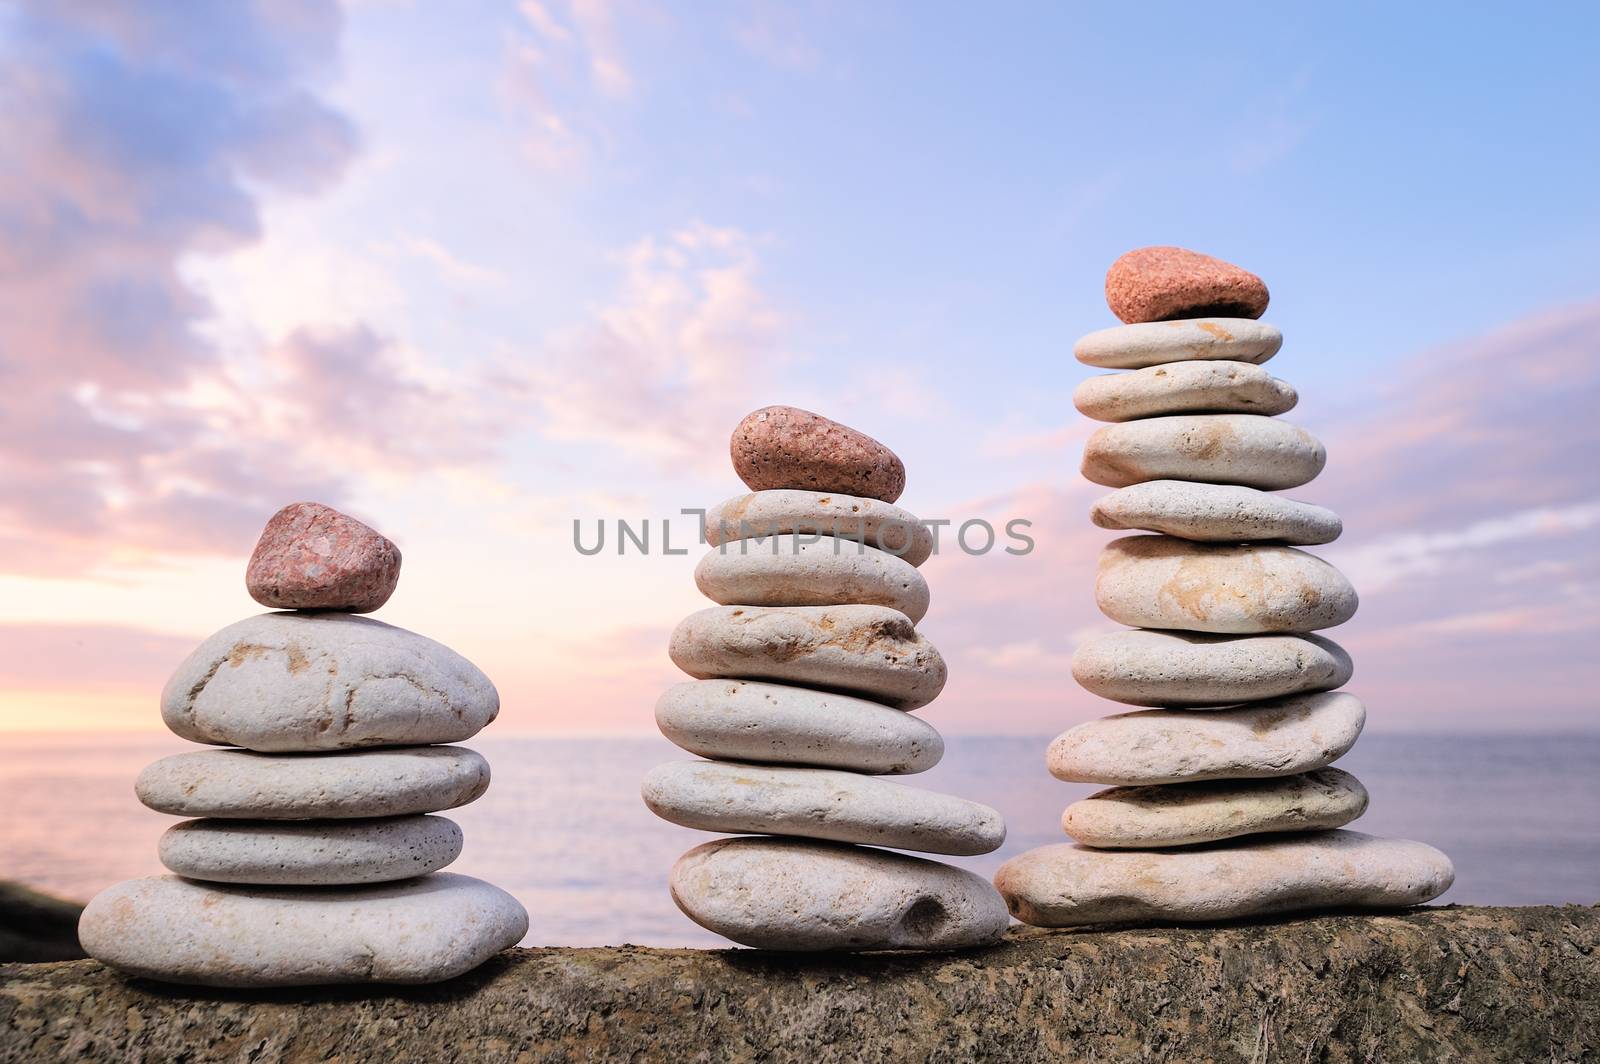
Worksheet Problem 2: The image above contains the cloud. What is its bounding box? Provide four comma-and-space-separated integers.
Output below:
505, 0, 642, 169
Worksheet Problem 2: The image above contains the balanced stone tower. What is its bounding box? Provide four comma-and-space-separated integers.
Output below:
79, 503, 527, 986
645, 405, 1010, 950
995, 247, 1454, 926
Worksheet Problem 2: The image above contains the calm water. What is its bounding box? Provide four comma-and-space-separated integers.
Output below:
1, 732, 1595, 947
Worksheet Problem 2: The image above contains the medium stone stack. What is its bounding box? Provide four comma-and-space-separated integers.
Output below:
78, 503, 527, 986
995, 248, 1454, 926
645, 405, 1010, 951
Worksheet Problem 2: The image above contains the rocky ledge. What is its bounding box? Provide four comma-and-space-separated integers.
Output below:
2, 905, 1595, 1063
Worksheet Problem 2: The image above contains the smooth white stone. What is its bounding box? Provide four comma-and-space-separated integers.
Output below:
161, 613, 498, 752
705, 490, 935, 567
656, 680, 943, 774
669, 605, 947, 710
695, 537, 930, 623
641, 760, 1005, 856
136, 746, 490, 819
158, 815, 463, 886
1091, 481, 1342, 544
1082, 415, 1326, 490
78, 873, 528, 986
994, 831, 1455, 927
1071, 629, 1353, 707
1074, 361, 1297, 422
671, 836, 1009, 951
1075, 319, 1283, 369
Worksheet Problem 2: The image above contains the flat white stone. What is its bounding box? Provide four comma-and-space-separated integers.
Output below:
994, 830, 1454, 927
161, 613, 498, 752
1048, 692, 1366, 785
1074, 361, 1297, 422
656, 680, 943, 774
695, 537, 930, 623
158, 815, 463, 886
78, 873, 528, 986
642, 760, 1005, 856
669, 605, 946, 710
136, 746, 490, 819
1061, 768, 1369, 848
1096, 536, 1358, 634
1082, 415, 1326, 490
1091, 481, 1342, 544
705, 490, 934, 567
1072, 629, 1353, 707
1075, 319, 1283, 369
671, 836, 1009, 951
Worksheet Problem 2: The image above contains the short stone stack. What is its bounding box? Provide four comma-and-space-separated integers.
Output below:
995, 247, 1455, 926
79, 503, 527, 986
645, 405, 1010, 951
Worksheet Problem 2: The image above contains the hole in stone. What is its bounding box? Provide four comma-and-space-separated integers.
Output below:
900, 895, 948, 938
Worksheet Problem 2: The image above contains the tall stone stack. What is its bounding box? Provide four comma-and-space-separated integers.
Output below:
996, 248, 1454, 926
79, 503, 527, 986
644, 405, 1011, 951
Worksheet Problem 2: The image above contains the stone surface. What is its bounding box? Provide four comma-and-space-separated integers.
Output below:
669, 605, 946, 710
1074, 361, 1297, 422
656, 680, 943, 774
695, 537, 930, 623
705, 490, 934, 567
1104, 246, 1269, 324
1096, 536, 1358, 634
1048, 691, 1366, 786
1075, 319, 1283, 369
160, 613, 498, 751
642, 761, 1004, 856
1061, 768, 1369, 849
77, 873, 527, 987
1071, 628, 1353, 706
995, 830, 1454, 928
670, 837, 1008, 951
136, 746, 490, 819
731, 406, 906, 503
246, 502, 401, 614
1083, 414, 1326, 490
1091, 480, 1342, 544
158, 816, 463, 886
9, 908, 1594, 1064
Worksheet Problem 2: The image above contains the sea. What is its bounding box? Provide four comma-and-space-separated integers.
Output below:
2, 732, 1595, 948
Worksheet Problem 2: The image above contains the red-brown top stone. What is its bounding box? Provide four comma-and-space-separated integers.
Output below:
730, 406, 907, 503
1105, 246, 1270, 324
245, 502, 401, 614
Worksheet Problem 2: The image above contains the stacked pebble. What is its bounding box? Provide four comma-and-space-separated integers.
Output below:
995, 248, 1455, 926
78, 503, 527, 986
645, 405, 1011, 951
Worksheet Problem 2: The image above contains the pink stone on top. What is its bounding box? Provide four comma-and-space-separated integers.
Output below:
245, 502, 401, 613
1105, 246, 1269, 324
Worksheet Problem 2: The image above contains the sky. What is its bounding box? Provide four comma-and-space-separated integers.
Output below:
1, 0, 1596, 736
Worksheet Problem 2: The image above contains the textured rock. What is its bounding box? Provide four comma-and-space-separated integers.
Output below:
670, 837, 1008, 951
642, 761, 1005, 856
160, 613, 498, 751
1048, 691, 1366, 785
158, 816, 463, 886
705, 490, 934, 567
1061, 768, 1369, 849
731, 406, 906, 503
1075, 319, 1283, 369
1091, 480, 1342, 544
136, 746, 490, 819
1074, 361, 1296, 422
669, 605, 946, 710
77, 873, 527, 987
8, 907, 1595, 1063
656, 680, 943, 774
1083, 414, 1326, 490
1096, 536, 1358, 634
1104, 246, 1269, 324
246, 502, 401, 614
996, 830, 1453, 927
1071, 628, 1353, 706
695, 537, 930, 623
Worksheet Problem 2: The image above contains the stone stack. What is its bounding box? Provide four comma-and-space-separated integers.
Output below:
995, 248, 1454, 926
645, 405, 1010, 951
79, 503, 527, 986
